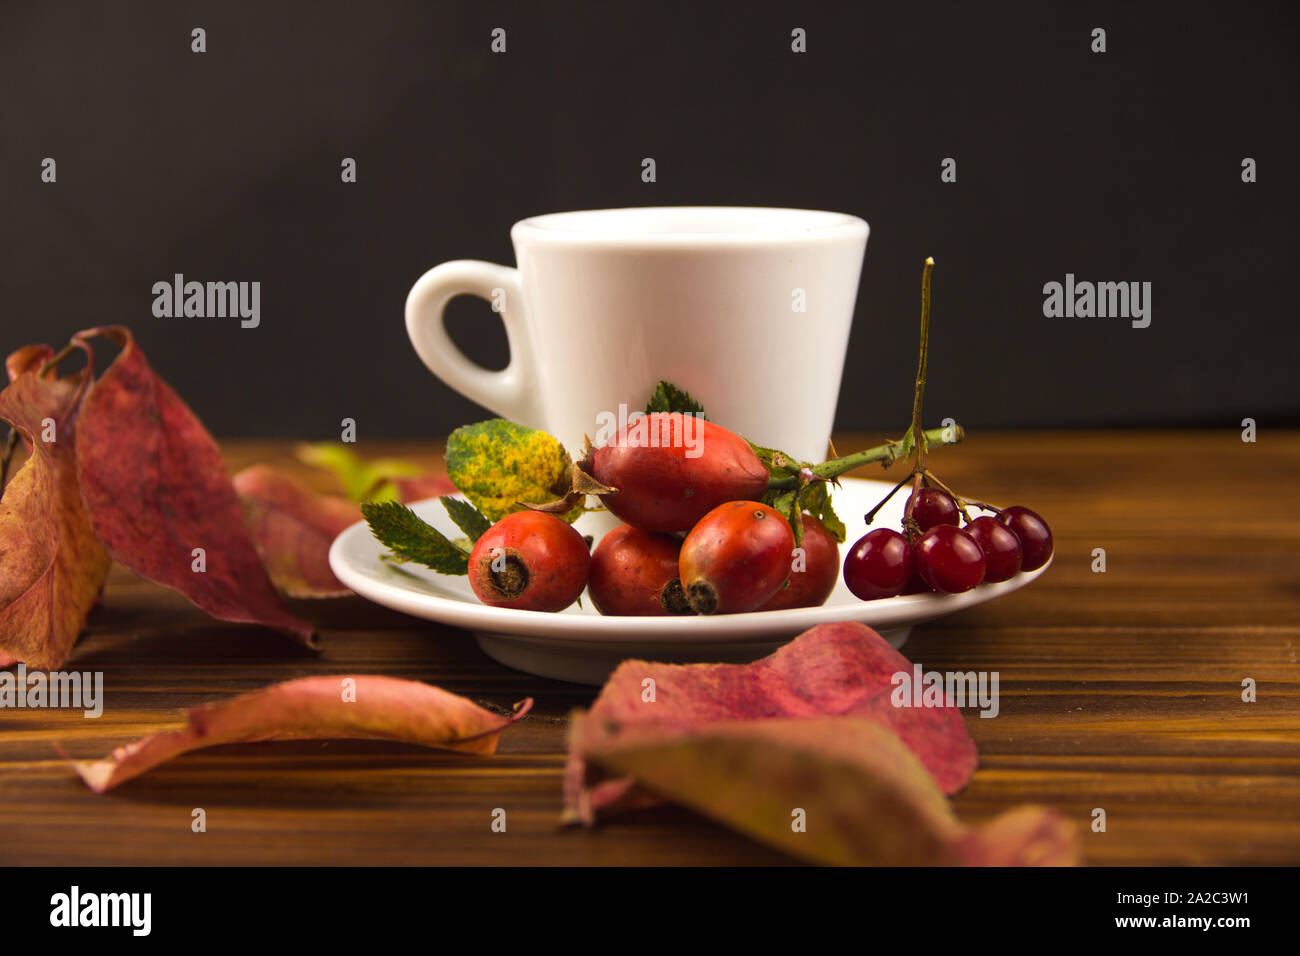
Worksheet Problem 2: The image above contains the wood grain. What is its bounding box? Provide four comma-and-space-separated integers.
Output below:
1, 431, 1297, 865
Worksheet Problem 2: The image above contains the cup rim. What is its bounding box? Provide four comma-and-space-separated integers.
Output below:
512, 206, 869, 247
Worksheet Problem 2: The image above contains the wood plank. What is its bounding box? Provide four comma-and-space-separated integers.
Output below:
1, 431, 1297, 865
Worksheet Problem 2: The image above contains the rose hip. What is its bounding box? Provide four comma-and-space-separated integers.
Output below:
996, 505, 1053, 571
679, 501, 794, 614
588, 524, 690, 616
843, 528, 913, 601
468, 511, 590, 612
760, 514, 840, 610
963, 515, 1023, 583
585, 413, 770, 533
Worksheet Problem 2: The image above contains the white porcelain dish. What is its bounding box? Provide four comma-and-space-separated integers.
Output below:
329, 477, 1050, 684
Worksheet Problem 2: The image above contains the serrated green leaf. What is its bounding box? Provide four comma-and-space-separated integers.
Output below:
444, 419, 574, 522
440, 496, 492, 543
646, 381, 707, 417
799, 482, 847, 542
361, 501, 469, 575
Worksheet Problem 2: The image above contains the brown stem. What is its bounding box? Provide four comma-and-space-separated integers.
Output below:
910, 257, 934, 471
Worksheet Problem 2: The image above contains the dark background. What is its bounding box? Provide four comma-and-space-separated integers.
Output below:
2, 0, 1297, 438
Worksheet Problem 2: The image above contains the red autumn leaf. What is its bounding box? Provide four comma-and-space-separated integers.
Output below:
0, 343, 112, 668
70, 326, 313, 645
394, 472, 457, 503
232, 464, 360, 598
575, 714, 1077, 866
72, 675, 533, 792
564, 621, 977, 824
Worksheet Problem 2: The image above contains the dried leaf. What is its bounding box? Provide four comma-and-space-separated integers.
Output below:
564, 622, 977, 823
72, 676, 533, 792
0, 343, 111, 668
575, 715, 1076, 866
71, 326, 313, 645
232, 465, 360, 598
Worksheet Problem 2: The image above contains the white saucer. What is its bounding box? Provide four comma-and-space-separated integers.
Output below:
328, 478, 1051, 684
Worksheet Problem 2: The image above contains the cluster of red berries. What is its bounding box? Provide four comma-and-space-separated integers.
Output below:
843, 486, 1053, 600
466, 412, 839, 615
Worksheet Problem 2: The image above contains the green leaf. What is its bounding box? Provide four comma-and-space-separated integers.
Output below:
361, 501, 469, 575
747, 441, 803, 481
440, 496, 492, 543
645, 381, 706, 418
799, 482, 847, 543
444, 419, 575, 522
296, 442, 423, 503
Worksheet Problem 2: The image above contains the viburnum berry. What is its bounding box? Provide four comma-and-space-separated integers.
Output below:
913, 524, 986, 594
843, 528, 912, 601
996, 505, 1053, 571
906, 488, 960, 532
963, 515, 1022, 583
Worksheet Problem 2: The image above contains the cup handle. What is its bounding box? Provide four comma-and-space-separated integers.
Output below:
404, 260, 539, 427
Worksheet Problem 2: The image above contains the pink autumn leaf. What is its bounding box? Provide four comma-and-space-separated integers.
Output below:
72, 675, 533, 792
232, 464, 361, 598
71, 326, 314, 645
564, 621, 977, 824
393, 473, 457, 503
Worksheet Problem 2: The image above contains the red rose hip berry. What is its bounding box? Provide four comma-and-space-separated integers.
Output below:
843, 528, 913, 601
679, 501, 794, 614
588, 524, 690, 616
584, 413, 770, 533
963, 515, 1023, 583
913, 524, 986, 594
468, 511, 590, 612
995, 505, 1053, 571
760, 514, 840, 610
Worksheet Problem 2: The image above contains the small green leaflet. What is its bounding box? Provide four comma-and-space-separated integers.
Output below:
645, 381, 706, 418
444, 419, 576, 522
439, 496, 491, 542
799, 481, 847, 543
361, 501, 469, 575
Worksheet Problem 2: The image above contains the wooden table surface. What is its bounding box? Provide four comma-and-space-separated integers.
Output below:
2, 430, 1297, 866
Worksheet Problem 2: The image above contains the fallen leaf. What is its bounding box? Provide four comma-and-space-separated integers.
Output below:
564, 621, 977, 823
72, 675, 533, 792
71, 326, 313, 645
575, 714, 1076, 866
0, 343, 111, 668
232, 465, 361, 597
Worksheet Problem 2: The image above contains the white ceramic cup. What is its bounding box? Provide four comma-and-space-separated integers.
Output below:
405, 206, 869, 462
